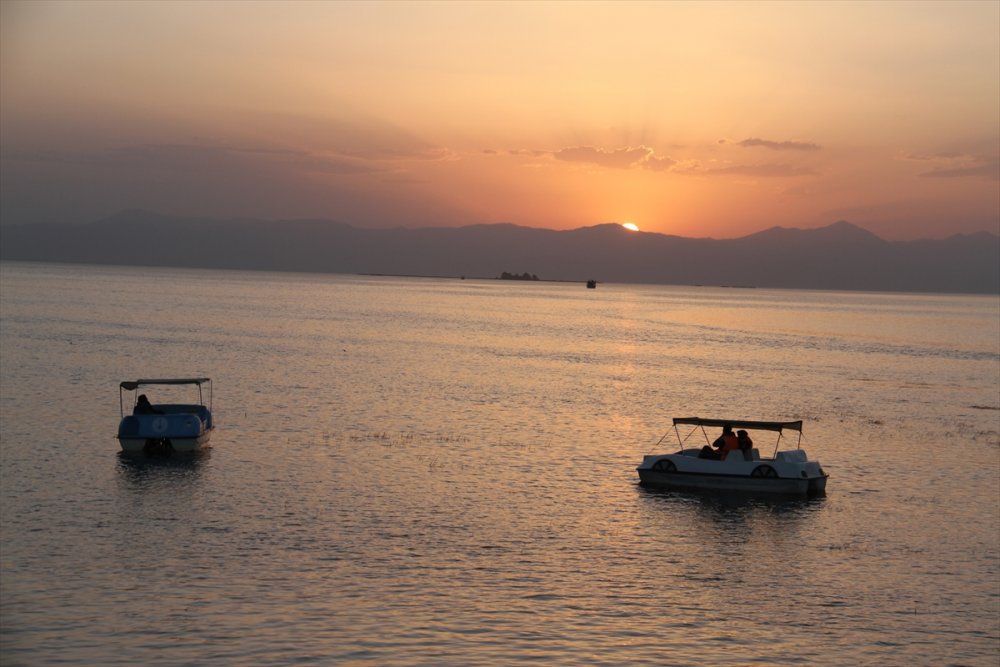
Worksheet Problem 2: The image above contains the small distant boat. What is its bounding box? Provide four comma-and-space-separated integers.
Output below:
636, 417, 828, 496
586, 280, 597, 288
117, 378, 214, 455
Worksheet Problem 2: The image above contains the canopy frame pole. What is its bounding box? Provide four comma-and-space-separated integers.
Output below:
670, 425, 702, 448
771, 430, 783, 460
199, 382, 211, 410
118, 385, 139, 419
652, 431, 670, 451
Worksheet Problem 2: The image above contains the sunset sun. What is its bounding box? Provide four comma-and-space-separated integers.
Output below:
622, 222, 640, 232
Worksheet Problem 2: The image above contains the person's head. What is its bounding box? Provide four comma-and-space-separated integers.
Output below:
737, 429, 748, 437
137, 394, 150, 405
723, 424, 733, 434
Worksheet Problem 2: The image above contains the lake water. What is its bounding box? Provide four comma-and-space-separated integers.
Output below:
1, 261, 998, 666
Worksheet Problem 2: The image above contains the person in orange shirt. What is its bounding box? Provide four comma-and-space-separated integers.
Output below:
714, 424, 740, 460
724, 428, 754, 461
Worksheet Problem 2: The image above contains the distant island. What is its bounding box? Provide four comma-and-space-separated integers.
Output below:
500, 271, 540, 281
1, 210, 997, 294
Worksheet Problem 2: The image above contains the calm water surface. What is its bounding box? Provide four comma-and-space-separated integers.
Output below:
1, 262, 998, 666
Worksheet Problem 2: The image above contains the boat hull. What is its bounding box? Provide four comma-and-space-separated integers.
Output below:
118, 431, 212, 455
117, 408, 213, 455
637, 468, 827, 496
636, 449, 828, 497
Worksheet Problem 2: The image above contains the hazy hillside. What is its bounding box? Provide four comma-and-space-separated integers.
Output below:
1, 211, 997, 293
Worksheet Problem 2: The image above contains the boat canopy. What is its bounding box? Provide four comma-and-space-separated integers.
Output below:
120, 378, 211, 390
672, 417, 803, 433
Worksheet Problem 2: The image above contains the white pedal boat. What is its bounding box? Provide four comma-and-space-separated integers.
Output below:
637, 417, 828, 496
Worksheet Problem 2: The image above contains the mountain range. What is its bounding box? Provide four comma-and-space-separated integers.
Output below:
1, 210, 997, 293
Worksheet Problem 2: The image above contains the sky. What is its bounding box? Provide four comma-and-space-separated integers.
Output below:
1, 0, 998, 240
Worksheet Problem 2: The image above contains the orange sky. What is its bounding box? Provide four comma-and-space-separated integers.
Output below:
1, 0, 998, 239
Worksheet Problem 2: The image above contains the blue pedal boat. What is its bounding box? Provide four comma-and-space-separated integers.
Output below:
117, 378, 214, 455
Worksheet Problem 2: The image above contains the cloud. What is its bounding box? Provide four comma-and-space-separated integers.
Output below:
902, 151, 1000, 181
343, 147, 457, 162
509, 149, 550, 158
554, 145, 653, 169
643, 155, 677, 171
3, 143, 379, 175
722, 137, 821, 151
0, 147, 99, 166
495, 144, 824, 177
901, 151, 966, 161
919, 162, 1000, 180
676, 162, 817, 177
551, 145, 676, 171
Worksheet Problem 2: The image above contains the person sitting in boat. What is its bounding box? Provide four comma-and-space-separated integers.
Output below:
698, 444, 719, 459
734, 429, 754, 461
715, 424, 741, 460
133, 394, 163, 415
737, 429, 753, 450
698, 425, 738, 460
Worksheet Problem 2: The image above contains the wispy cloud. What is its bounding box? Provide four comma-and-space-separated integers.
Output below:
902, 151, 966, 161
492, 144, 818, 177
676, 162, 817, 177
721, 137, 821, 151
505, 149, 549, 158
902, 151, 1000, 181
343, 147, 457, 162
553, 145, 655, 169
541, 145, 677, 171
919, 162, 1000, 180
3, 143, 380, 175
643, 155, 678, 171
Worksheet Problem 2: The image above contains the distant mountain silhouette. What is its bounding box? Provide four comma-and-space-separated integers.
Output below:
1, 210, 997, 293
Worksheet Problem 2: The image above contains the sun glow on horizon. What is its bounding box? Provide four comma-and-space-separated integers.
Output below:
1, 2, 997, 240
